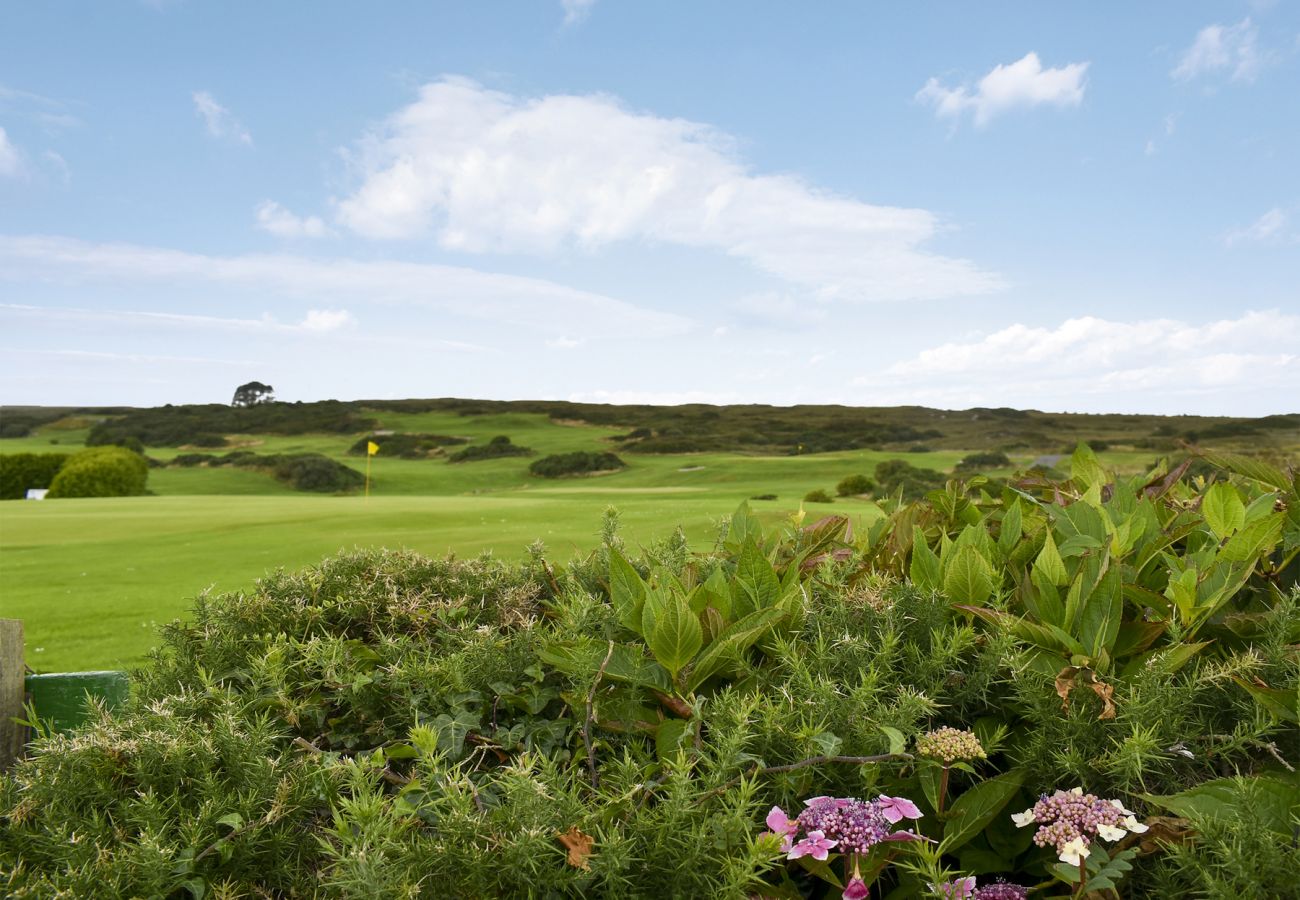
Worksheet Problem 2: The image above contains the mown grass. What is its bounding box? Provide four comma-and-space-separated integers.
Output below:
0, 406, 1247, 671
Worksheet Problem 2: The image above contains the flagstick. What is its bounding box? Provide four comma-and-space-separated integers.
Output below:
365, 453, 371, 502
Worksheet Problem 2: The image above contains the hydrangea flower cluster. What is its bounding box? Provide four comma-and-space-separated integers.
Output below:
1012, 787, 1148, 866
931, 877, 1029, 900
764, 794, 925, 899
916, 726, 986, 764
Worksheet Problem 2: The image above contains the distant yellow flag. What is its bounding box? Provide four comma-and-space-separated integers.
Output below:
367, 441, 380, 456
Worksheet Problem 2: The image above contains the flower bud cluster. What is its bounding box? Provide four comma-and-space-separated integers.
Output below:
916, 726, 987, 764
931, 876, 1028, 899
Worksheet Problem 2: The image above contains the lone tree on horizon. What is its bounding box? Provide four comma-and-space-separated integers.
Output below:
231, 381, 275, 407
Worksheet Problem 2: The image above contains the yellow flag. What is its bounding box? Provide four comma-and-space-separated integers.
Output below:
367, 441, 380, 456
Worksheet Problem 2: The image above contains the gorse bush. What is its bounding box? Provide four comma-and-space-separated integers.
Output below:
348, 432, 467, 458
45, 446, 148, 498
2, 447, 1297, 898
0, 452, 69, 500
836, 473, 876, 496
163, 450, 363, 492
448, 435, 531, 463
529, 451, 626, 477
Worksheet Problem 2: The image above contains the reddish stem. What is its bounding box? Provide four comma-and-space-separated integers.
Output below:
937, 765, 950, 815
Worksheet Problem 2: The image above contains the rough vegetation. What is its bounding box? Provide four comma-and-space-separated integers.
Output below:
348, 432, 468, 458
166, 450, 364, 493
3, 447, 1296, 897
529, 450, 627, 478
448, 435, 532, 463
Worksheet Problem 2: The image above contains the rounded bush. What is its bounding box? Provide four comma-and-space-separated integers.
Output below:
529, 451, 626, 478
835, 474, 876, 497
803, 488, 834, 503
46, 446, 148, 498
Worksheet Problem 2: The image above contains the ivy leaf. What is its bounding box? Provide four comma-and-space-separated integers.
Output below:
879, 725, 907, 757
943, 546, 994, 605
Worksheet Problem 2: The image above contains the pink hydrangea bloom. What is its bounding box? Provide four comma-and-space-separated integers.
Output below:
930, 876, 977, 899
843, 876, 870, 899
877, 794, 923, 824
788, 829, 837, 861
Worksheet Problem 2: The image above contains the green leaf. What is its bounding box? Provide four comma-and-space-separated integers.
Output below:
1201, 452, 1293, 492
879, 725, 907, 757
1232, 677, 1299, 723
998, 500, 1023, 556
655, 718, 690, 760
942, 770, 1026, 852
431, 710, 479, 760
909, 526, 942, 592
215, 812, 244, 831
918, 761, 943, 814
1033, 531, 1069, 586
608, 551, 647, 635
1220, 512, 1284, 564
733, 538, 779, 616
382, 743, 419, 760
1071, 442, 1108, 489
647, 595, 703, 682
1077, 563, 1123, 660
1201, 482, 1246, 539
686, 606, 785, 691
943, 546, 994, 605
1144, 774, 1300, 837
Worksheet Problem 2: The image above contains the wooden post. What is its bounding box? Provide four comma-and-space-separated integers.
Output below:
0, 619, 24, 770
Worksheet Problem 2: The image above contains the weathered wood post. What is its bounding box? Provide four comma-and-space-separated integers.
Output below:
0, 619, 23, 770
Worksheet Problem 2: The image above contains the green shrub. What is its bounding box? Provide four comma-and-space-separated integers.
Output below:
46, 447, 148, 498
750, 493, 778, 501
448, 435, 532, 463
0, 452, 70, 499
835, 474, 876, 496
529, 451, 626, 478
348, 432, 467, 458
873, 458, 945, 499
954, 451, 1011, 471
803, 488, 834, 503
270, 455, 364, 492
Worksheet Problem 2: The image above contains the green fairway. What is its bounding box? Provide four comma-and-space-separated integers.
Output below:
5, 403, 1279, 672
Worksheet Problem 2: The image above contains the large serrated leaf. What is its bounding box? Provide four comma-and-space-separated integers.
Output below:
1033, 531, 1069, 586
909, 526, 942, 592
943, 545, 994, 604
608, 550, 647, 635
998, 500, 1023, 556
686, 606, 785, 691
733, 538, 779, 616
1071, 442, 1108, 490
647, 595, 702, 682
1220, 512, 1284, 563
1201, 482, 1246, 539
1144, 774, 1300, 836
1201, 452, 1293, 492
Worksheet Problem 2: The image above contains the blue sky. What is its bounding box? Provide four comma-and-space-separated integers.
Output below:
1, 1, 1297, 414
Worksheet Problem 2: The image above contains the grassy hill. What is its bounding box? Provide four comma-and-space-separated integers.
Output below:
2, 399, 1296, 671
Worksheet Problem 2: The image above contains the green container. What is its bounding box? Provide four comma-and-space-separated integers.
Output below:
24, 671, 130, 734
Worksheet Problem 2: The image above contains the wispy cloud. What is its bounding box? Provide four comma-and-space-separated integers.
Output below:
0, 235, 690, 340
561, 0, 597, 26
917, 52, 1089, 127
0, 126, 23, 177
192, 90, 252, 145
255, 200, 333, 239
336, 77, 1001, 303
1172, 18, 1266, 83
1223, 207, 1291, 246
857, 310, 1299, 413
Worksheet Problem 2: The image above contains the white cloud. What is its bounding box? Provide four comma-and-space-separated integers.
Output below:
192, 91, 252, 145
1172, 19, 1264, 83
298, 309, 355, 332
0, 126, 23, 177
561, 0, 597, 26
255, 200, 332, 238
0, 234, 689, 340
858, 310, 1299, 412
567, 389, 746, 406
335, 77, 1001, 303
917, 53, 1089, 127
1224, 208, 1290, 245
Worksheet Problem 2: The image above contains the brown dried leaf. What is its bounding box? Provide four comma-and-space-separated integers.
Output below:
1088, 676, 1116, 720
557, 826, 595, 871
1055, 665, 1079, 712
